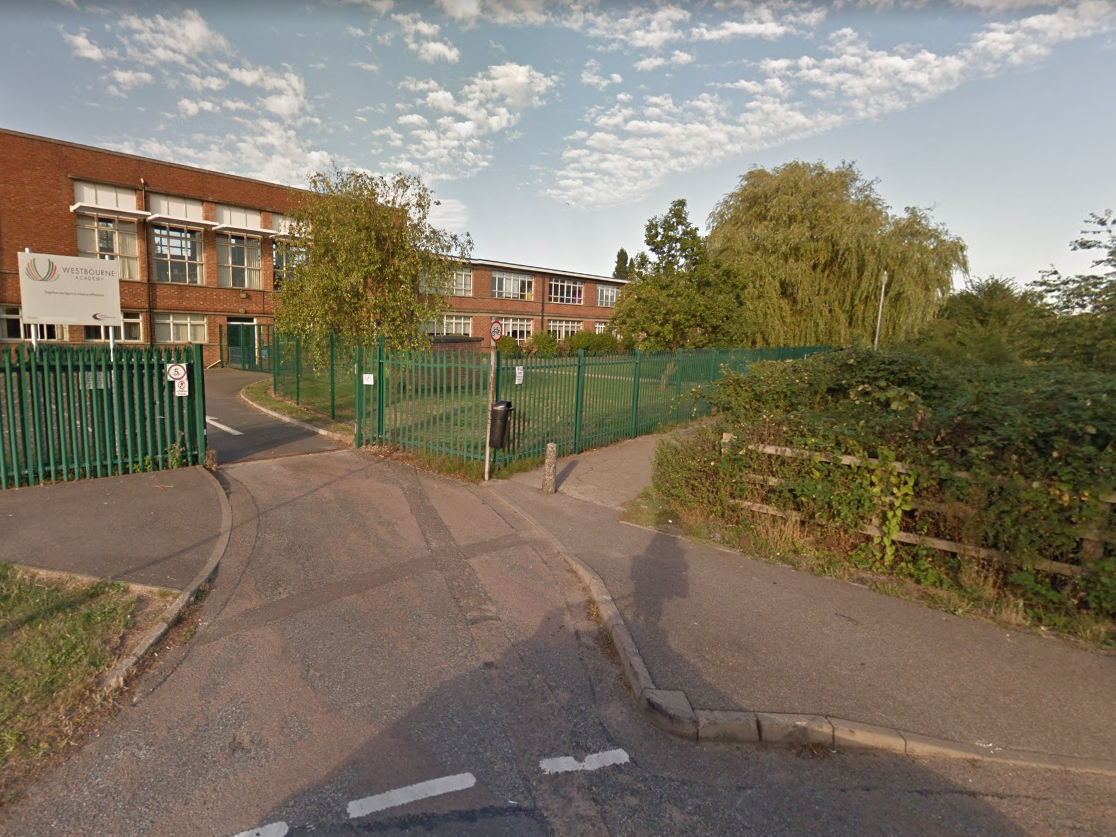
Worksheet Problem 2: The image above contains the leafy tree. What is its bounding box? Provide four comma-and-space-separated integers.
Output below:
276, 167, 472, 359
612, 248, 631, 279
1031, 211, 1116, 371
707, 161, 968, 348
907, 276, 1050, 366
610, 199, 737, 349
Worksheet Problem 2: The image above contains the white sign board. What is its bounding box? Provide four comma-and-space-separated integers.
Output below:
17, 252, 122, 326
174, 378, 190, 397
362, 373, 375, 386
515, 366, 524, 386
167, 363, 187, 382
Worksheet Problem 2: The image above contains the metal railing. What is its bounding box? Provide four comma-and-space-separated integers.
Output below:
343, 343, 828, 467
0, 343, 207, 489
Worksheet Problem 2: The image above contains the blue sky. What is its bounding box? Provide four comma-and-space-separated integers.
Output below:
3, 0, 1114, 285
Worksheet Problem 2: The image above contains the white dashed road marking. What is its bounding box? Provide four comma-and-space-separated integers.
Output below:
347, 772, 477, 819
228, 822, 288, 837
539, 748, 630, 775
206, 415, 244, 435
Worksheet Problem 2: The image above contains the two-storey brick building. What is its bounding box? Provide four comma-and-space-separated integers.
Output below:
0, 129, 625, 364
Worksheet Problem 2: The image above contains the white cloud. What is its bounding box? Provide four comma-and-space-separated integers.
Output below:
394, 62, 557, 178
119, 9, 232, 67
551, 1, 1116, 207
352, 60, 381, 72
581, 59, 622, 90
393, 12, 461, 64
429, 197, 470, 231
634, 50, 694, 72
110, 69, 153, 90
184, 74, 227, 92
62, 29, 114, 62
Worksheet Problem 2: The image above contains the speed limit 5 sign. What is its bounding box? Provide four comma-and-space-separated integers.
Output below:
166, 363, 187, 382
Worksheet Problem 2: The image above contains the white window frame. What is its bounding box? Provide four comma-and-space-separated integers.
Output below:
151, 223, 204, 285
499, 317, 533, 344
452, 268, 473, 297
548, 277, 583, 305
425, 316, 472, 337
77, 213, 139, 281
149, 194, 205, 222
492, 270, 533, 300
154, 312, 207, 344
217, 233, 262, 289
73, 181, 137, 211
1, 307, 63, 342
596, 284, 619, 308
273, 240, 304, 288
84, 313, 143, 343
595, 322, 609, 335
215, 204, 263, 230
547, 319, 583, 340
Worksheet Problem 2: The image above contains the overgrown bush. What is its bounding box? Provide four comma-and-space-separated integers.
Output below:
656, 349, 1116, 630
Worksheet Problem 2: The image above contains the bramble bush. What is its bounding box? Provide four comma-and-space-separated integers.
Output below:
655, 349, 1116, 628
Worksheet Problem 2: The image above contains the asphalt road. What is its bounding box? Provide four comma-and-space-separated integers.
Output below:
2, 379, 1112, 836
202, 369, 341, 464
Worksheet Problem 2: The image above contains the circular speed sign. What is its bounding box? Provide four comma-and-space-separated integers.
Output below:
167, 363, 188, 382
489, 320, 503, 342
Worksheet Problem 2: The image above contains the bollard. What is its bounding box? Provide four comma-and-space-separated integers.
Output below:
542, 442, 557, 494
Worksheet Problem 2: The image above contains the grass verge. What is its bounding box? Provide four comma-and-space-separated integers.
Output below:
624, 487, 1116, 650
242, 380, 355, 439
0, 564, 172, 803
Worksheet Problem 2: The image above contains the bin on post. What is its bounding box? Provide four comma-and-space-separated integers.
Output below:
489, 400, 514, 449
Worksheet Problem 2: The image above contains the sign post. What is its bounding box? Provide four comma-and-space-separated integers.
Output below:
484, 319, 503, 482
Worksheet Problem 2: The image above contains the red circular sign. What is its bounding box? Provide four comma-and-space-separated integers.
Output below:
489, 320, 503, 342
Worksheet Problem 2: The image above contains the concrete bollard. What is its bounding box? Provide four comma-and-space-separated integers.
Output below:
542, 442, 557, 494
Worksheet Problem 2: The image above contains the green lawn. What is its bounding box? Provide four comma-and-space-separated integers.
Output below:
0, 564, 145, 797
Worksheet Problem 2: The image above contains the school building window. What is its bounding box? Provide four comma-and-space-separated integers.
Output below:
492, 271, 533, 300
76, 214, 139, 280
84, 313, 143, 343
154, 312, 207, 343
218, 234, 262, 289
595, 322, 609, 334
273, 240, 303, 288
425, 316, 472, 336
548, 278, 582, 305
596, 284, 619, 307
1, 307, 61, 341
151, 224, 204, 284
453, 268, 473, 296
500, 317, 533, 343
547, 319, 582, 339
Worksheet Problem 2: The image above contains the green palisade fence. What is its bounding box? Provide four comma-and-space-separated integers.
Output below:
336, 341, 827, 469
0, 343, 207, 489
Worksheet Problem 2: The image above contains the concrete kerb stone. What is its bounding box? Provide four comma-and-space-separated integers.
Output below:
486, 486, 1116, 777
237, 387, 354, 446
97, 467, 233, 691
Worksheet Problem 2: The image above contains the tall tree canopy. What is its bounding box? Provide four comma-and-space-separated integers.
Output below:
707, 161, 968, 347
610, 199, 737, 349
612, 247, 631, 279
276, 168, 472, 356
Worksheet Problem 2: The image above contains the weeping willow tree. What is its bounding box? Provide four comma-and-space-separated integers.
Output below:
276, 167, 472, 362
707, 162, 968, 348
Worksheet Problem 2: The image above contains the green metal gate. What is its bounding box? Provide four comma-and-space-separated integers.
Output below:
220, 323, 273, 371
0, 343, 207, 489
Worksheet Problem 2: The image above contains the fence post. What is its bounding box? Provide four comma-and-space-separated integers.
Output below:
295, 337, 301, 405
192, 342, 207, 464
376, 337, 386, 444
674, 348, 684, 420
709, 347, 718, 383
573, 348, 586, 454
272, 330, 279, 395
630, 349, 641, 439
329, 333, 336, 419
354, 344, 364, 447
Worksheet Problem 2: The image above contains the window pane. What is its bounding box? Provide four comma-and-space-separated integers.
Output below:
77, 226, 97, 254
155, 321, 170, 342
123, 320, 141, 341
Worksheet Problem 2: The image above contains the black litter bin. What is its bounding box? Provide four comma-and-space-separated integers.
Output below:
489, 400, 514, 449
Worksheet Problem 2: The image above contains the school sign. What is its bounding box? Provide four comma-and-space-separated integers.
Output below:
17, 252, 122, 326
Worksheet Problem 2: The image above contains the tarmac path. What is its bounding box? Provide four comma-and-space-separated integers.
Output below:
2, 395, 1112, 835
